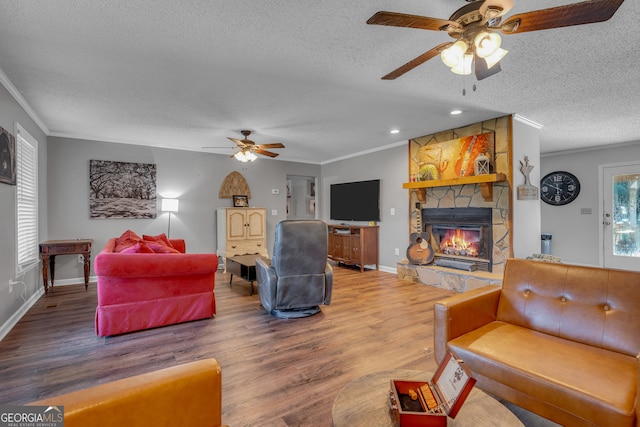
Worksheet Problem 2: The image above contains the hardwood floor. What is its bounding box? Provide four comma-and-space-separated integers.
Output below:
0, 265, 454, 426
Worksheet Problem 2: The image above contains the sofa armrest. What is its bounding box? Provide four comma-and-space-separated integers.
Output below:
434, 285, 501, 364
29, 358, 226, 427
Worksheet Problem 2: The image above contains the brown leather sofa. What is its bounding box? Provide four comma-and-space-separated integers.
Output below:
434, 258, 640, 427
30, 358, 227, 427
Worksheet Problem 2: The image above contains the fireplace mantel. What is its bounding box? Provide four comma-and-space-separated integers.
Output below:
402, 173, 506, 201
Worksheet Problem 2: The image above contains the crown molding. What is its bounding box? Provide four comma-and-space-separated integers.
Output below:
0, 67, 49, 135
514, 114, 543, 129
321, 140, 407, 165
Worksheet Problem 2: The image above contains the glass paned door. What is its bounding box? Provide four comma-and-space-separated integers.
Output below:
603, 163, 640, 271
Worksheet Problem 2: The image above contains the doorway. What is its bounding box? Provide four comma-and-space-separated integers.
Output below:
286, 175, 317, 220
601, 162, 640, 271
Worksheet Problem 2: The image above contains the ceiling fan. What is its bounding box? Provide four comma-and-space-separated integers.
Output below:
204, 130, 285, 162
367, 0, 625, 81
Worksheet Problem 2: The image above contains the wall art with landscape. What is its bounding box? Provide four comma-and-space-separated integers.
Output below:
89, 159, 157, 219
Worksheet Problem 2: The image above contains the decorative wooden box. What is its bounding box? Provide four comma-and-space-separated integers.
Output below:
388, 353, 476, 426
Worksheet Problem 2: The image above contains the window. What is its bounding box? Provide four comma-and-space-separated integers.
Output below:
15, 123, 38, 275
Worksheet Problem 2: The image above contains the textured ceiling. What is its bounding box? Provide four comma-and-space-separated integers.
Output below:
0, 0, 638, 164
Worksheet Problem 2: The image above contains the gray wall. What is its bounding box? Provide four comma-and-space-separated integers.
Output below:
540, 141, 640, 266
320, 144, 408, 271
47, 137, 409, 281
46, 136, 321, 281
0, 87, 48, 333
511, 118, 541, 258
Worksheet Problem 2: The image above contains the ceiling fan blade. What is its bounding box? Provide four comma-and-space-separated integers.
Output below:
256, 143, 285, 149
499, 0, 625, 34
227, 137, 247, 147
253, 149, 279, 158
367, 11, 460, 32
382, 42, 453, 80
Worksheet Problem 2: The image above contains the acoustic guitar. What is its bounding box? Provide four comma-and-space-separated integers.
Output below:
406, 232, 434, 265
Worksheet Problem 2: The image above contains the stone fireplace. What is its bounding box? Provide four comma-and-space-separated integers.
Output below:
397, 116, 512, 292
423, 207, 493, 272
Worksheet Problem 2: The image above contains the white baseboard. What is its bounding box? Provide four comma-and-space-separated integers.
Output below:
49, 276, 97, 287
0, 287, 44, 342
379, 265, 397, 274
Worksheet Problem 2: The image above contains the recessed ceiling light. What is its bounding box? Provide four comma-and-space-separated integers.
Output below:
450, 110, 463, 115
390, 129, 400, 134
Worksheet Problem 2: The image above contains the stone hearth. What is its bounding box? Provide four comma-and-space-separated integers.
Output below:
397, 261, 502, 292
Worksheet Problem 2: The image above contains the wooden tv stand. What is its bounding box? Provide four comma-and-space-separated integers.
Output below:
328, 224, 379, 272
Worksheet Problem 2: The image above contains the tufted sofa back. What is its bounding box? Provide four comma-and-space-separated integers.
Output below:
497, 258, 640, 357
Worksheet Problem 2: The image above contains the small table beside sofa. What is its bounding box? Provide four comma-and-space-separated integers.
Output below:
93, 231, 218, 337
40, 239, 93, 294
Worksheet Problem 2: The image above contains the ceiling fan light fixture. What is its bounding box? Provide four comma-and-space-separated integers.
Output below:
484, 47, 508, 69
450, 53, 474, 75
233, 149, 258, 162
441, 40, 468, 68
474, 31, 502, 58
234, 151, 248, 162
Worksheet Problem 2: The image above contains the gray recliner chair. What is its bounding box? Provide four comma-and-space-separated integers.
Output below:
256, 220, 333, 318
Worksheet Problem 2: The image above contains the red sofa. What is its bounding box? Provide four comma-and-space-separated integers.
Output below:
94, 231, 218, 337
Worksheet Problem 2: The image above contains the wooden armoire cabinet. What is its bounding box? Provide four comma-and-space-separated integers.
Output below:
216, 207, 268, 259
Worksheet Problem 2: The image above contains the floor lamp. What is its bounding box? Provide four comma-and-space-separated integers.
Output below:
161, 198, 179, 237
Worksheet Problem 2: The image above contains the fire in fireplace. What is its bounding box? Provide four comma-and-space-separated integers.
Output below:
422, 207, 492, 272
439, 228, 480, 257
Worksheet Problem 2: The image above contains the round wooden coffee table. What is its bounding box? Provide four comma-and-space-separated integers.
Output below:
332, 369, 524, 427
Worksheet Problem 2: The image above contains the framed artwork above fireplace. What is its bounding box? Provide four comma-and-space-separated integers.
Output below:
412, 132, 495, 182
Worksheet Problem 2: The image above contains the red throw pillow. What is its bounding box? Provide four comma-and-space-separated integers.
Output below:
142, 233, 175, 249
119, 241, 154, 254
115, 229, 142, 252
145, 241, 181, 254
117, 229, 142, 245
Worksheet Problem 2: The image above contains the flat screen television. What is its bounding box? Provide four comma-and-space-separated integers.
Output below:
330, 179, 380, 222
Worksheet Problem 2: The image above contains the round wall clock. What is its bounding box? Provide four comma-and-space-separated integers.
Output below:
540, 171, 581, 206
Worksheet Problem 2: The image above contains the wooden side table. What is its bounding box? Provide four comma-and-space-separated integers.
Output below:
39, 239, 93, 294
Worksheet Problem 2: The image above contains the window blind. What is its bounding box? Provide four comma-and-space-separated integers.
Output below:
16, 124, 38, 274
